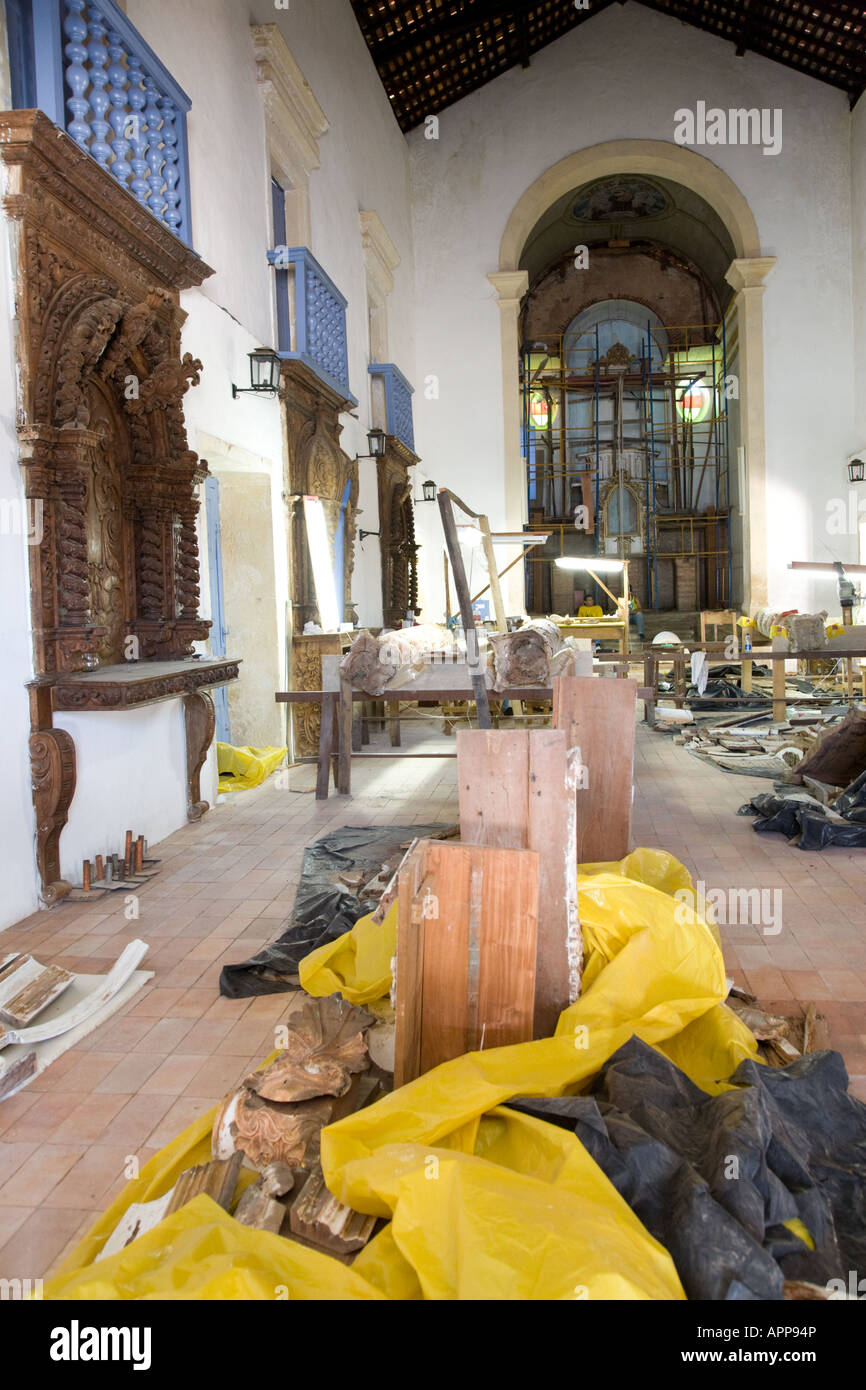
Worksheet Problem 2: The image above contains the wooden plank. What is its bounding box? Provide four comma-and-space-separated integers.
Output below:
437, 490, 492, 729
456, 729, 578, 1034
395, 839, 538, 1084
772, 653, 787, 723
337, 677, 353, 795
419, 844, 472, 1075
394, 843, 427, 1089
553, 675, 637, 863
478, 514, 508, 634
316, 693, 335, 800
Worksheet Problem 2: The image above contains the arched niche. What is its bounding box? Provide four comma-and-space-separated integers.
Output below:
490, 140, 773, 610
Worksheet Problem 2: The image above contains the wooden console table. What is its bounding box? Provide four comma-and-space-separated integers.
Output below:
28, 656, 241, 902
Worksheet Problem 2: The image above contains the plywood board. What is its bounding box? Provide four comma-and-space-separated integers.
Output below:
457, 729, 579, 1036
394, 838, 538, 1086
394, 843, 428, 1089
553, 675, 637, 863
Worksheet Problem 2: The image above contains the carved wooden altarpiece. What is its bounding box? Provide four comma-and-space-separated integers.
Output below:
377, 435, 420, 631
0, 110, 238, 901
281, 358, 357, 755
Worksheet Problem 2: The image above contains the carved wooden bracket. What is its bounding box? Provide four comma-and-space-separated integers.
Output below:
184, 690, 216, 822
29, 727, 76, 904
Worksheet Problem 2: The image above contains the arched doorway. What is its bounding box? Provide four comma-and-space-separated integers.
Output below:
489, 140, 774, 614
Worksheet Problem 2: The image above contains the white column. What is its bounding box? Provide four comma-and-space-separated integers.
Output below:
488, 270, 529, 613
724, 256, 776, 612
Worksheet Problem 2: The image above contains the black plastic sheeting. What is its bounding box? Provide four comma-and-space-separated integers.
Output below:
686, 676, 770, 711
219, 823, 447, 998
508, 1037, 866, 1301
739, 772, 866, 850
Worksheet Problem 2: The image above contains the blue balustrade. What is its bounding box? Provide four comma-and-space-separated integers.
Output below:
9, 0, 193, 246
267, 245, 355, 404
369, 363, 416, 453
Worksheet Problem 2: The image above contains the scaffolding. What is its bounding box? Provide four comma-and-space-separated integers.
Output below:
520, 321, 735, 614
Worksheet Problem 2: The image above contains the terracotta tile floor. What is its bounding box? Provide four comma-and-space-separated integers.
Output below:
0, 716, 864, 1284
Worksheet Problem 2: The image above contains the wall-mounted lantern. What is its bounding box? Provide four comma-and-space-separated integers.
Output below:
232, 348, 281, 399
355, 428, 387, 462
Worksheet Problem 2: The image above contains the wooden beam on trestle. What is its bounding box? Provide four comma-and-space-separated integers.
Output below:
456, 728, 580, 1037
478, 514, 508, 634
437, 489, 492, 728
394, 837, 539, 1087
553, 675, 637, 863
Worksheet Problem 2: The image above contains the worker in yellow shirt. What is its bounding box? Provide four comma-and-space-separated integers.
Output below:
628, 594, 645, 640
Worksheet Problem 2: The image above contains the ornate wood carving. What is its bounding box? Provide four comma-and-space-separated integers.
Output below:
290, 634, 346, 757
377, 437, 421, 630
281, 358, 358, 632
52, 657, 242, 712
2, 112, 214, 679
29, 728, 76, 904
0, 110, 221, 896
184, 690, 216, 822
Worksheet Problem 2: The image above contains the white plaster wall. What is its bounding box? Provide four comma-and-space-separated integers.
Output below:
127, 0, 274, 346
179, 288, 288, 713
54, 703, 188, 882
408, 2, 857, 619
248, 0, 416, 627
135, 0, 416, 627
0, 156, 41, 931
851, 98, 866, 576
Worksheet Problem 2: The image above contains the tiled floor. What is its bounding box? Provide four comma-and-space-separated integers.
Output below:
0, 716, 863, 1284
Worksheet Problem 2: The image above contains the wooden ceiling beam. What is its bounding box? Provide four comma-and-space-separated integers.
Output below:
350, 0, 866, 131
367, 1, 532, 66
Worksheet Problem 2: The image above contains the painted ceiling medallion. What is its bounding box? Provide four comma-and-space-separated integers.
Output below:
572, 177, 669, 222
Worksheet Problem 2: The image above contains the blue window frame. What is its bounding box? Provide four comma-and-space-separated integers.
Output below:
5, 0, 194, 247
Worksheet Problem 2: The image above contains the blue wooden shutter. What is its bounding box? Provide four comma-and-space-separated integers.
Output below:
271, 177, 291, 352
205, 476, 230, 745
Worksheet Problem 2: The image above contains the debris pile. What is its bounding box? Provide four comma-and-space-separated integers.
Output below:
37, 679, 866, 1302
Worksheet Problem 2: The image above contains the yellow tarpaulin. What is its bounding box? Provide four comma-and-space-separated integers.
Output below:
44, 850, 758, 1302
217, 744, 287, 793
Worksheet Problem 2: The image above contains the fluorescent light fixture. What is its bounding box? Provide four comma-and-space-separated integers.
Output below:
555, 557, 625, 572
303, 495, 340, 631
787, 560, 866, 575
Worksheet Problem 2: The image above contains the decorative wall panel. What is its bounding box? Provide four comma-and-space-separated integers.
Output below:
0, 110, 220, 899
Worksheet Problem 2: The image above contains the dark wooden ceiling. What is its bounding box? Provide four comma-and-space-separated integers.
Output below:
350, 1, 866, 131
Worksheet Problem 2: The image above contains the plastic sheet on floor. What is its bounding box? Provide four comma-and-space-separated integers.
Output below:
217, 743, 287, 794
508, 1039, 866, 1299
43, 849, 765, 1301
220, 824, 447, 997
740, 775, 866, 850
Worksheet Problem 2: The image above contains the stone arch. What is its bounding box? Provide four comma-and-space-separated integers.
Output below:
490, 140, 773, 610
498, 139, 761, 272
